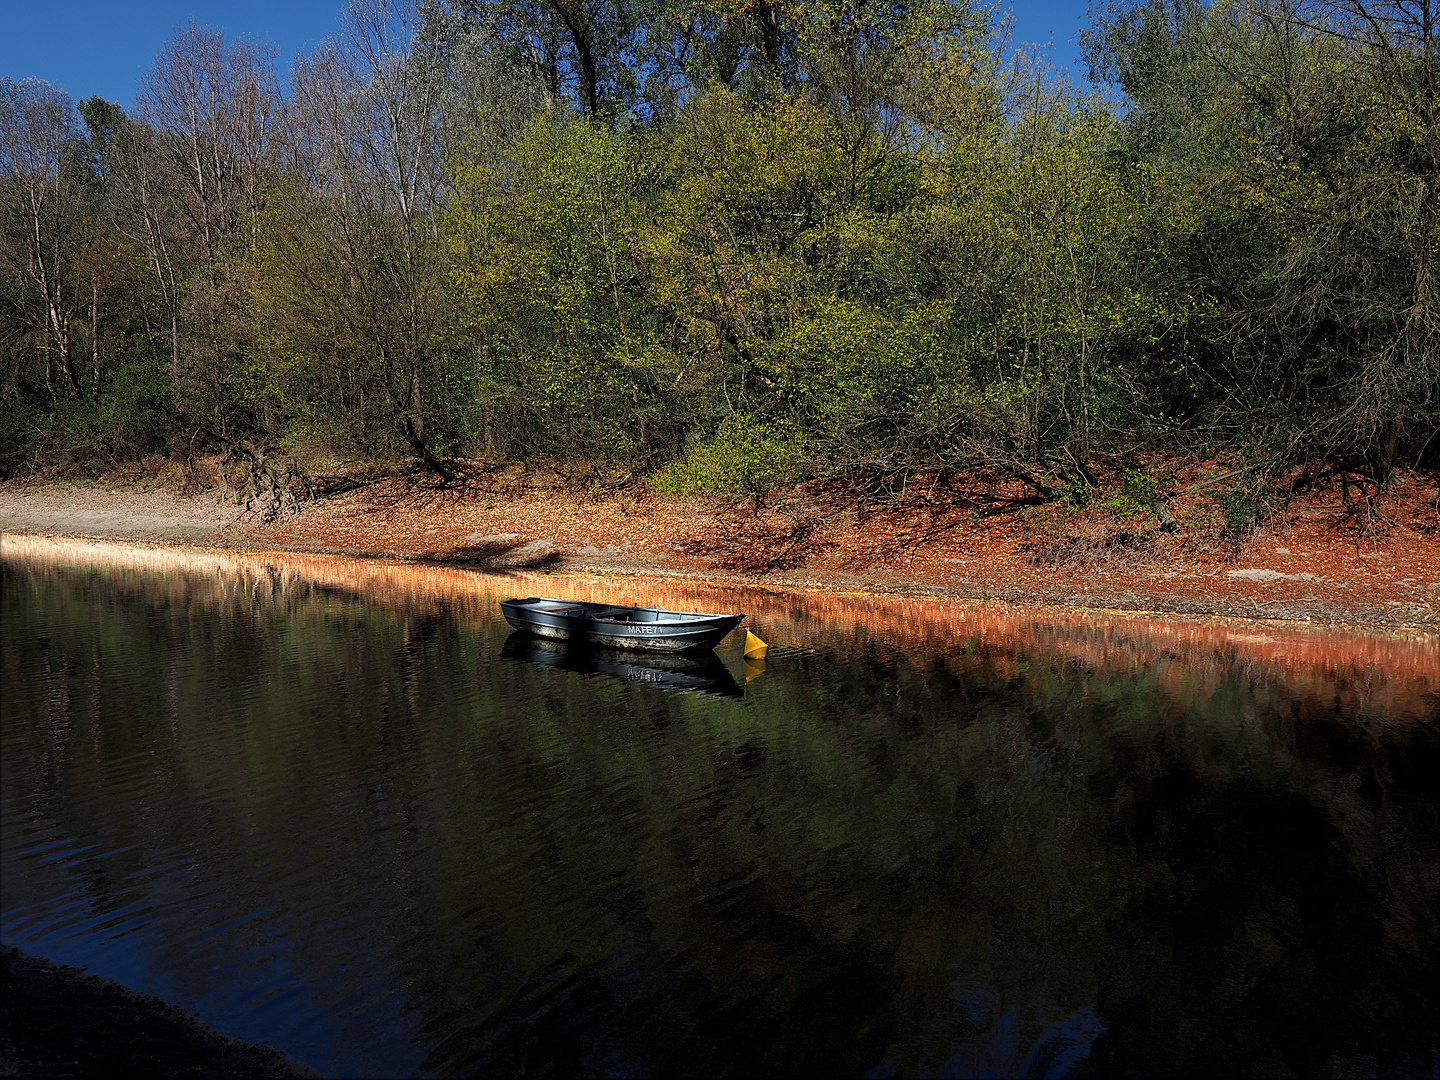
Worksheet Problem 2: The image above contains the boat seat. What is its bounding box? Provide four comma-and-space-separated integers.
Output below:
590, 607, 662, 624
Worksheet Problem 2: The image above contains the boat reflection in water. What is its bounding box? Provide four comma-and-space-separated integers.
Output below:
500, 633, 745, 698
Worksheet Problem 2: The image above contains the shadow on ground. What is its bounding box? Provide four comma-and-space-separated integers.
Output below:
416, 539, 564, 571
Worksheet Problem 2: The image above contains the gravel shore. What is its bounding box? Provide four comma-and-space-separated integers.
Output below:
2, 473, 1436, 629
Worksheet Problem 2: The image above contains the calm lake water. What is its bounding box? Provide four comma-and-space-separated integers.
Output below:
2, 537, 1437, 1078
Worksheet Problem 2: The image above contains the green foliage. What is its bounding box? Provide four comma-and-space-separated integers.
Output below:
89, 359, 175, 453
449, 113, 679, 465
654, 415, 814, 495
4, 0, 1434, 490
1217, 488, 1259, 535
1117, 468, 1159, 513
1085, 0, 1439, 468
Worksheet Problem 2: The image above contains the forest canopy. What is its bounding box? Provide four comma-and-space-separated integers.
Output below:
1, 0, 1435, 517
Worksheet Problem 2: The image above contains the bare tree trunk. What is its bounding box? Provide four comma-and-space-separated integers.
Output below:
0, 80, 85, 405
41, 337, 55, 399
91, 278, 100, 401
755, 0, 781, 69
404, 367, 451, 479
546, 0, 600, 114
284, 0, 452, 481
52, 302, 78, 395
170, 310, 181, 383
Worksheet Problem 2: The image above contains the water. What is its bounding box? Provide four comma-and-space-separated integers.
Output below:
2, 537, 1437, 1078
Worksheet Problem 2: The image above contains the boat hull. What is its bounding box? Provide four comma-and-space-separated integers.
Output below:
500, 597, 744, 653
501, 635, 744, 697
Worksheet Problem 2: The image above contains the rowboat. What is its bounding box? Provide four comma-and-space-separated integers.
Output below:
500, 596, 744, 652
501, 635, 744, 698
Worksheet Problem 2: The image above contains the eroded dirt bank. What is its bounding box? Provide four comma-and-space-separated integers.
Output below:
1, 472, 1436, 628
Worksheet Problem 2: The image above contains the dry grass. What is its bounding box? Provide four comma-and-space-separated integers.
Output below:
1028, 518, 1170, 569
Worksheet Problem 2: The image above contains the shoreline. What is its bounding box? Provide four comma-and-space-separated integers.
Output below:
3, 488, 1435, 1076
8, 533, 1436, 691
2, 476, 1436, 631
0, 944, 319, 1078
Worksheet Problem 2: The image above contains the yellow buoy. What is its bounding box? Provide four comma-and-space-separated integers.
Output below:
744, 630, 769, 659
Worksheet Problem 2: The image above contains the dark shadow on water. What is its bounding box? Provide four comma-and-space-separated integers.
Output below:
3, 550, 1436, 1079
501, 633, 745, 699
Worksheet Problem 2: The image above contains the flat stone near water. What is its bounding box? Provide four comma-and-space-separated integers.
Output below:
1227, 568, 1320, 582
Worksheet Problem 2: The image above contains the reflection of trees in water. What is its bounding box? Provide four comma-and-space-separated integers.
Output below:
2, 544, 1436, 1076
5, 535, 1435, 717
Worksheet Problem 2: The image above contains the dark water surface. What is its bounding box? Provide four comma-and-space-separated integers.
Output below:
3, 539, 1437, 1078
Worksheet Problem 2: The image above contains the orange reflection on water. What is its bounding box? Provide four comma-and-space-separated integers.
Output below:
5, 534, 1436, 721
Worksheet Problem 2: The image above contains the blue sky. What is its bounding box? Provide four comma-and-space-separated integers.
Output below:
0, 0, 1094, 109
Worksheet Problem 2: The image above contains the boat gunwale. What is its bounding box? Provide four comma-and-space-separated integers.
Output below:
500, 597, 745, 652
503, 597, 738, 624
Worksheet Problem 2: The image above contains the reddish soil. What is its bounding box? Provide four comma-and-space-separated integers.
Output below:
1, 462, 1436, 628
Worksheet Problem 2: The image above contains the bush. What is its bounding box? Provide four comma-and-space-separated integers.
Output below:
653, 416, 816, 497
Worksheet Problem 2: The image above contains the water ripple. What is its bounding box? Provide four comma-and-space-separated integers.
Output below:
3, 554, 1436, 1078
